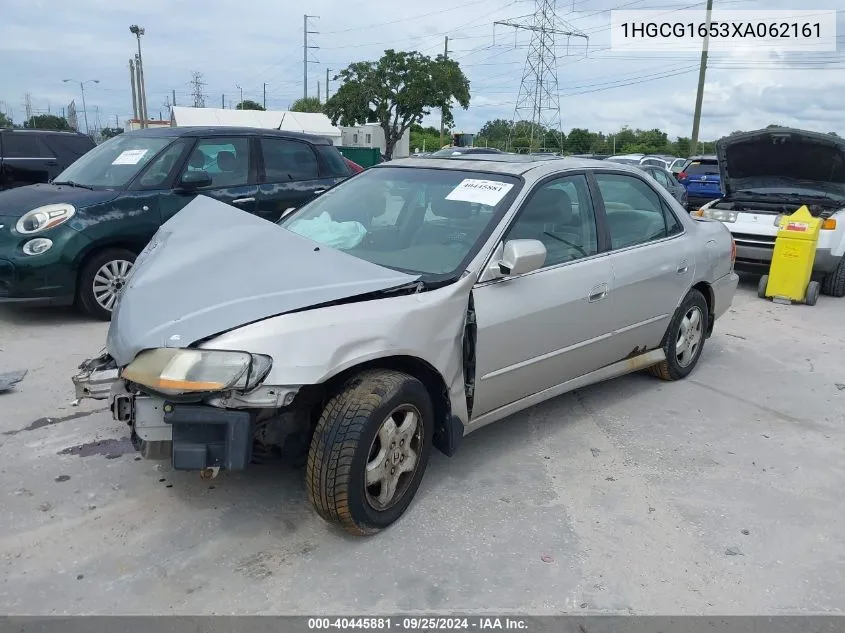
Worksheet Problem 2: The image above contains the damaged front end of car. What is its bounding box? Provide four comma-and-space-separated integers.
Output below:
70, 195, 472, 477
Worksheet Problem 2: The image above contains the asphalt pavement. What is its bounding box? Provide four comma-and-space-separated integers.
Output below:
0, 276, 843, 615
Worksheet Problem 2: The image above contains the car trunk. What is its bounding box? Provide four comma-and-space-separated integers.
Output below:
679, 160, 721, 197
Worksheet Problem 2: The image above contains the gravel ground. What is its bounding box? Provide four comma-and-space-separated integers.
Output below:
0, 276, 843, 615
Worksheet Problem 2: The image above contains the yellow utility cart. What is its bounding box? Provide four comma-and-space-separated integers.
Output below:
758, 205, 822, 306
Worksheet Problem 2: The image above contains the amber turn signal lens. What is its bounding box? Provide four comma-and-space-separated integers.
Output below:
822, 219, 837, 230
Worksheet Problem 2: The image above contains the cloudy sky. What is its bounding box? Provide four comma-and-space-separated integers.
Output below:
0, 0, 842, 141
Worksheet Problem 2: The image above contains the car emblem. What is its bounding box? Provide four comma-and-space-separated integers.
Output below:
752, 215, 758, 222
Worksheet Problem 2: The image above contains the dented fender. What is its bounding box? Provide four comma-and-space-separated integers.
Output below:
201, 273, 477, 426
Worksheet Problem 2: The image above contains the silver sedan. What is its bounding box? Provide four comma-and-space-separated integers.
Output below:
72, 154, 739, 535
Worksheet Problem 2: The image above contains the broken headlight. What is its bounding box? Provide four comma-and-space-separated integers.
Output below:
121, 348, 272, 396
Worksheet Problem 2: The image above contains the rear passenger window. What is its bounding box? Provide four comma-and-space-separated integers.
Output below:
314, 145, 351, 178
595, 173, 681, 250
261, 138, 319, 182
1, 133, 53, 158
503, 174, 598, 268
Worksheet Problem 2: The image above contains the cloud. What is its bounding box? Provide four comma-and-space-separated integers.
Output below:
0, 0, 842, 141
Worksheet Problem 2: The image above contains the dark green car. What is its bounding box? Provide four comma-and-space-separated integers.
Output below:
0, 126, 352, 319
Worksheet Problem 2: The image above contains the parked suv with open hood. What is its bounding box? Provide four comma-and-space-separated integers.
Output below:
693, 127, 845, 297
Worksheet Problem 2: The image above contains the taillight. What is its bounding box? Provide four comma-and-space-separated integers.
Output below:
678, 171, 688, 180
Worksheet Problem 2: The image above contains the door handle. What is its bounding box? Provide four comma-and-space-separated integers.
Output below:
232, 197, 255, 204
588, 283, 609, 302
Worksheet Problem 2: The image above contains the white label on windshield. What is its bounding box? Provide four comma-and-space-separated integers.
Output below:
446, 179, 514, 206
112, 149, 149, 165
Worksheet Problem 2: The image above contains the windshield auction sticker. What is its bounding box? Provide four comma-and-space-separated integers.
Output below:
112, 149, 149, 165
447, 179, 514, 206
610, 9, 837, 52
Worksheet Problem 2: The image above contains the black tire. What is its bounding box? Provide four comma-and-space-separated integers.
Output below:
648, 289, 709, 381
76, 248, 137, 321
757, 275, 769, 299
821, 257, 845, 297
805, 280, 820, 306
306, 369, 434, 535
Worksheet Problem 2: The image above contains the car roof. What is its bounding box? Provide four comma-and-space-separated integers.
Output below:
373, 154, 643, 179
120, 126, 333, 145
687, 155, 717, 161
0, 128, 90, 137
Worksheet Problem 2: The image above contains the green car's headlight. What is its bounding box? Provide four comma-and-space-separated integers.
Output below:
121, 348, 272, 395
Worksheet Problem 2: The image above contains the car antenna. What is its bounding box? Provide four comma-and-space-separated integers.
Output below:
277, 112, 287, 130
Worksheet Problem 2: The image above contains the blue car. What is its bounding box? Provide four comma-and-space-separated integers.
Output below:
677, 155, 721, 210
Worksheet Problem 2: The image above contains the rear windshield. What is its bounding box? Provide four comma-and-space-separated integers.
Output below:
684, 160, 719, 175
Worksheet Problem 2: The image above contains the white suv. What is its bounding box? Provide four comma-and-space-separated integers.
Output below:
693, 127, 845, 297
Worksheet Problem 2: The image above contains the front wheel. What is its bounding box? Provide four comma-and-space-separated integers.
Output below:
757, 275, 769, 299
306, 369, 434, 535
77, 248, 137, 321
648, 289, 709, 381
821, 257, 845, 297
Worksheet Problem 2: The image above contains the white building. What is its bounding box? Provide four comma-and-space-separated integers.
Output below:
169, 107, 342, 145
340, 123, 410, 158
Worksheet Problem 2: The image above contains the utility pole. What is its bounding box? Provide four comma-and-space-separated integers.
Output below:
303, 15, 320, 99
496, 0, 589, 152
236, 84, 243, 107
172, 89, 176, 107
263, 83, 267, 109
62, 80, 98, 135
222, 94, 225, 108
129, 26, 148, 129
317, 81, 320, 102
690, 0, 714, 155
439, 36, 449, 148
114, 114, 119, 128
129, 59, 139, 121
325, 68, 331, 102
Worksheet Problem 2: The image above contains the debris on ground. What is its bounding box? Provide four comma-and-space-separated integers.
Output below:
0, 369, 27, 393
835, 383, 845, 391
540, 553, 554, 563
725, 546, 744, 556
590, 448, 601, 457
741, 529, 750, 535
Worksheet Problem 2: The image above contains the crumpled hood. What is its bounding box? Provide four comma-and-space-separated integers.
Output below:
717, 127, 845, 198
0, 183, 120, 216
106, 195, 419, 366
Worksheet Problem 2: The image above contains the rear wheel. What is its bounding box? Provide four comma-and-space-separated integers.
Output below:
821, 257, 845, 297
306, 369, 433, 535
757, 274, 769, 299
649, 289, 709, 381
77, 248, 136, 321
805, 280, 820, 306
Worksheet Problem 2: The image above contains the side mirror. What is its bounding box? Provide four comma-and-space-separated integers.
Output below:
177, 170, 212, 191
498, 239, 547, 276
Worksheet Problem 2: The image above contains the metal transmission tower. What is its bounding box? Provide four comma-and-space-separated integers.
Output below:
495, 0, 588, 152
190, 72, 207, 108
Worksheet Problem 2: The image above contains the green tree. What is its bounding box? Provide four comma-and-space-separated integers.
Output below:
25, 114, 72, 131
566, 128, 592, 153
324, 49, 470, 160
0, 111, 11, 128
235, 99, 266, 111
289, 97, 323, 113
100, 127, 124, 139
478, 118, 511, 143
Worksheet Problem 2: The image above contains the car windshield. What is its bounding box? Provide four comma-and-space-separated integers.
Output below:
53, 134, 175, 189
278, 166, 521, 277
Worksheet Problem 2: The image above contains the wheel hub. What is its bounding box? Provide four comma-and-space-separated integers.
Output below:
365, 405, 423, 511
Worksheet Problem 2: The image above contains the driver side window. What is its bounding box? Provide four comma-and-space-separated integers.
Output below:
503, 174, 598, 268
180, 137, 250, 188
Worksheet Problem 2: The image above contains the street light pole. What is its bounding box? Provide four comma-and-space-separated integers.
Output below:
236, 84, 243, 108
129, 25, 148, 129
63, 79, 99, 135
